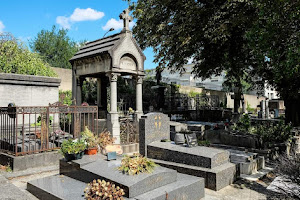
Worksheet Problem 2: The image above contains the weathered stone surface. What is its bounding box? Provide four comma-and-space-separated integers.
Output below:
27, 175, 86, 200
133, 173, 205, 200
147, 141, 230, 168
0, 73, 60, 108
0, 151, 62, 172
139, 113, 170, 156
151, 158, 238, 191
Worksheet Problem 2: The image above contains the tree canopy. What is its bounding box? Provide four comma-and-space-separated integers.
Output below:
128, 0, 300, 124
248, 0, 300, 125
30, 25, 79, 69
128, 0, 256, 112
0, 33, 57, 77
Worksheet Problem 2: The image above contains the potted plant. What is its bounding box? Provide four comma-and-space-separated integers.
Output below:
81, 126, 99, 155
60, 139, 86, 161
98, 130, 116, 154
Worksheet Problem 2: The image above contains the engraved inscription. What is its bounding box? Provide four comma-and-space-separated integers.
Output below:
120, 56, 136, 71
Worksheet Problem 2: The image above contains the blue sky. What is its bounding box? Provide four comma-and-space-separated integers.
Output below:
0, 0, 156, 69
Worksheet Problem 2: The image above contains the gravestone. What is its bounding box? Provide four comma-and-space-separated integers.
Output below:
139, 112, 170, 156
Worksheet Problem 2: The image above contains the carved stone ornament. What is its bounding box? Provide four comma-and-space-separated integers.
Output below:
136, 76, 143, 84
74, 55, 103, 66
108, 73, 120, 82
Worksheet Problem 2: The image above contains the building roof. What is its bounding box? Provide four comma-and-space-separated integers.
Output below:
69, 33, 122, 62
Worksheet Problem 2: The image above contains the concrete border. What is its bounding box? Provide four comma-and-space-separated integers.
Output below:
0, 73, 61, 87
0, 151, 62, 172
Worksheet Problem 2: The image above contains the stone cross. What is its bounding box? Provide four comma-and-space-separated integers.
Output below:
119, 8, 133, 31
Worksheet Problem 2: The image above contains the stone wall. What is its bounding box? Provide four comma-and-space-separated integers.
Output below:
0, 73, 60, 107
51, 67, 72, 91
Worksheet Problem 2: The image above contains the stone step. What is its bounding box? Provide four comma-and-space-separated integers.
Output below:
60, 154, 178, 198
27, 173, 205, 200
147, 141, 230, 169
27, 175, 87, 200
151, 158, 238, 191
132, 173, 204, 200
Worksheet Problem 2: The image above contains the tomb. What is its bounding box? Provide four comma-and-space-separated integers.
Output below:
69, 9, 145, 144
139, 113, 238, 191
27, 154, 205, 200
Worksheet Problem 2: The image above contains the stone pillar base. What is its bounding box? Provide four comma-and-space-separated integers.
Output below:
107, 112, 120, 144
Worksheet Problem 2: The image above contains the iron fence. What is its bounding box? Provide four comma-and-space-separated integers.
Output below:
0, 105, 98, 156
165, 94, 220, 111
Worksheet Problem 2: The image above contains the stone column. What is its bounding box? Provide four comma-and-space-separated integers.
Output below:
97, 78, 102, 107
107, 73, 121, 144
76, 77, 83, 105
135, 75, 144, 120
72, 70, 77, 105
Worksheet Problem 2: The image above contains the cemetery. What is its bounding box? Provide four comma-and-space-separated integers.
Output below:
0, 3, 300, 200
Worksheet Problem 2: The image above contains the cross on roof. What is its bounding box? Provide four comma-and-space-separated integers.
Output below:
119, 8, 133, 31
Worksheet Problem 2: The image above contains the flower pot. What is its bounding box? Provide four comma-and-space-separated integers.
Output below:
85, 147, 98, 155
64, 151, 84, 161
64, 153, 76, 162
75, 151, 84, 159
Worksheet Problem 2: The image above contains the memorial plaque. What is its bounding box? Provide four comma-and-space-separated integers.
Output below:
120, 56, 136, 71
185, 133, 198, 147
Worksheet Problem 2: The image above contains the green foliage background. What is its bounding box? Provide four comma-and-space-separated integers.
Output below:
0, 39, 56, 77
30, 26, 81, 69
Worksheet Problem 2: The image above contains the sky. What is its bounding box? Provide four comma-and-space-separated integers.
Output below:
0, 0, 156, 69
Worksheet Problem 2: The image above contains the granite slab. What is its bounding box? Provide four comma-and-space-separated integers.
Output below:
147, 141, 230, 168
151, 158, 238, 191
133, 173, 205, 200
80, 159, 177, 198
27, 175, 87, 200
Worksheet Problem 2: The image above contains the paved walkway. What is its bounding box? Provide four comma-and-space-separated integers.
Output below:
1, 165, 288, 200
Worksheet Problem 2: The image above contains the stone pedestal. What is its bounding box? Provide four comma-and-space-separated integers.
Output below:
107, 112, 120, 144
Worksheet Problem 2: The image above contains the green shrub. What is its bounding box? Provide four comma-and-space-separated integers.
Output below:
254, 120, 293, 147
233, 114, 251, 133
60, 139, 86, 154
198, 140, 210, 146
0, 37, 57, 77
59, 90, 72, 106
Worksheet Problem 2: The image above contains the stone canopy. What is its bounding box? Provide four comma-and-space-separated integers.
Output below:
69, 9, 145, 144
69, 21, 145, 76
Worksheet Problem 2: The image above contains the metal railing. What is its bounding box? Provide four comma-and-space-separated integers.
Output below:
0, 105, 98, 156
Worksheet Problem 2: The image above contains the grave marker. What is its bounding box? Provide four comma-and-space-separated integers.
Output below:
139, 112, 170, 156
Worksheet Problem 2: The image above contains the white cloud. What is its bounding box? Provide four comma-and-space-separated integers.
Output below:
56, 16, 71, 29
102, 18, 135, 31
56, 8, 104, 29
70, 8, 104, 22
0, 21, 5, 32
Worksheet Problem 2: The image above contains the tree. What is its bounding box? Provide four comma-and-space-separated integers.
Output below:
127, 0, 256, 113
30, 26, 79, 69
248, 0, 300, 125
0, 32, 56, 77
